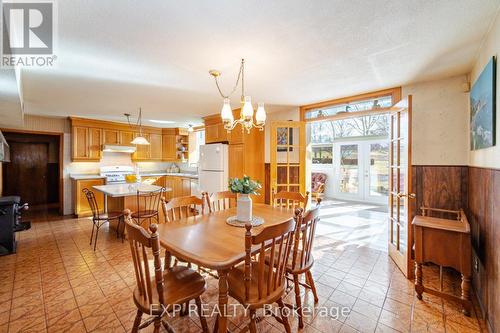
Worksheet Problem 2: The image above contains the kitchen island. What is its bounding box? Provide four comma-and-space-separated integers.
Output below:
93, 183, 172, 231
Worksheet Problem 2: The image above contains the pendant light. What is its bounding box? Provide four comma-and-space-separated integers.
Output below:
125, 108, 150, 145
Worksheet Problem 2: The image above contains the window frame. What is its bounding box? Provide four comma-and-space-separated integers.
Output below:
300, 87, 401, 123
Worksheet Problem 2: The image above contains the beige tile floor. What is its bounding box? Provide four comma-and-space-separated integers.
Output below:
0, 213, 487, 333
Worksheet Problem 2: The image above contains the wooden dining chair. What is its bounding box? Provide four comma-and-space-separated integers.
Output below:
132, 187, 164, 227
124, 211, 209, 333
288, 205, 321, 328
82, 188, 124, 251
215, 216, 297, 333
161, 195, 205, 222
203, 191, 237, 213
272, 189, 310, 210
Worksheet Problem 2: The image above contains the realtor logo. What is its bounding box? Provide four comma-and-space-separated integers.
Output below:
1, 0, 56, 67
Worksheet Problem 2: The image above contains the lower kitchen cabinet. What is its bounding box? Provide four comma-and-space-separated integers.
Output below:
73, 178, 105, 217
163, 176, 191, 200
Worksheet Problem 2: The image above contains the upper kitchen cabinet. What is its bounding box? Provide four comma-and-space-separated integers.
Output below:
70, 117, 184, 162
162, 130, 177, 161
71, 125, 102, 161
149, 133, 163, 160
103, 129, 120, 145
203, 114, 228, 143
119, 131, 135, 145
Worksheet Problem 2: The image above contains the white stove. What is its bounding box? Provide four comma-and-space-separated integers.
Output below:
100, 166, 135, 184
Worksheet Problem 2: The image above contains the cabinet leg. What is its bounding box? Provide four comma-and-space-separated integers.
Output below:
415, 262, 423, 300
461, 274, 472, 316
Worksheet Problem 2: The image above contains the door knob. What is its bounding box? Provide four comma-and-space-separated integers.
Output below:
397, 192, 416, 199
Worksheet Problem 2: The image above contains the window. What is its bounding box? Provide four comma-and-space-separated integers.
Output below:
301, 87, 401, 122
312, 145, 333, 164
311, 115, 389, 141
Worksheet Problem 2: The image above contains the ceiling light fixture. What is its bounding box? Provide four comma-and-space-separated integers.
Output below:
209, 58, 266, 133
187, 124, 194, 132
125, 108, 150, 145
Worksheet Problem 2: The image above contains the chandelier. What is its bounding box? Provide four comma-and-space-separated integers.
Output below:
209, 59, 266, 133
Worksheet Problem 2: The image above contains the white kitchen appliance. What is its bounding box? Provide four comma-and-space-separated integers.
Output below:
199, 143, 228, 194
100, 166, 135, 184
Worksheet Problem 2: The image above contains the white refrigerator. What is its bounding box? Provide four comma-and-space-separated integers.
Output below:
199, 143, 229, 194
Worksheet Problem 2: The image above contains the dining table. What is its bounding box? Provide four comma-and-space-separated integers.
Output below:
156, 203, 295, 333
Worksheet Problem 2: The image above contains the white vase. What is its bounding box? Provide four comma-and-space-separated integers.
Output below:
237, 194, 252, 222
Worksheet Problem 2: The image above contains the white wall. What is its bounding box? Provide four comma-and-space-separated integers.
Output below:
403, 75, 469, 165
469, 11, 500, 169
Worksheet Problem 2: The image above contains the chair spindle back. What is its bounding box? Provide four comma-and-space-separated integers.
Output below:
205, 191, 237, 213
244, 217, 296, 302
82, 188, 100, 219
161, 196, 205, 222
273, 190, 309, 210
124, 210, 165, 307
291, 205, 320, 271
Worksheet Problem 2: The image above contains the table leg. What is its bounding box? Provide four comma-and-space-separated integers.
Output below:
104, 194, 108, 213
217, 270, 229, 333
461, 274, 472, 316
415, 262, 423, 300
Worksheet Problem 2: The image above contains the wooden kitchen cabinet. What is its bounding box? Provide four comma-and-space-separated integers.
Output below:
120, 131, 135, 145
228, 144, 245, 179
73, 178, 105, 217
163, 176, 191, 200
162, 134, 177, 161
204, 115, 228, 144
149, 133, 162, 160
103, 129, 120, 145
72, 126, 102, 161
133, 133, 150, 160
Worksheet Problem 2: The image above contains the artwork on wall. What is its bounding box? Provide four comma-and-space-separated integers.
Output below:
277, 127, 293, 152
470, 56, 496, 150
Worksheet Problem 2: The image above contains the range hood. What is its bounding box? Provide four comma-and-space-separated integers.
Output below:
102, 144, 136, 153
0, 131, 10, 162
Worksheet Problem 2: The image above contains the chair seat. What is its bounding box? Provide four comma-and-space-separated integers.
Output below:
265, 249, 314, 274
227, 262, 285, 309
133, 265, 206, 315
95, 211, 123, 221
131, 210, 158, 219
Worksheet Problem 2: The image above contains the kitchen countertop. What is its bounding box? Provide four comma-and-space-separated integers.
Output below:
92, 183, 171, 197
70, 174, 106, 180
70, 172, 198, 180
139, 172, 199, 179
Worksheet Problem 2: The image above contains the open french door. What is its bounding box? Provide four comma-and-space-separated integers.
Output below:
388, 95, 415, 278
270, 121, 307, 199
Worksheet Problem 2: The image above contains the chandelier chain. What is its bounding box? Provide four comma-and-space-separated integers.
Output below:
213, 59, 245, 99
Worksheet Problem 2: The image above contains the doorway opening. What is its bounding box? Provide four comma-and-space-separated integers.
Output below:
2, 131, 63, 221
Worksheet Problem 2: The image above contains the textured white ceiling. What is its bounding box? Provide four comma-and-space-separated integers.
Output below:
14, 0, 500, 127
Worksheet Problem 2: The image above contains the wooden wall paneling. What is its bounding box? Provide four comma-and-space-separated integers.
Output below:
489, 170, 500, 333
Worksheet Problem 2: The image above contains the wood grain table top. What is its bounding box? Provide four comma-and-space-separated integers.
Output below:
156, 204, 294, 270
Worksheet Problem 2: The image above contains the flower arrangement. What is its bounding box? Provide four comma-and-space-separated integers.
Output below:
228, 175, 261, 195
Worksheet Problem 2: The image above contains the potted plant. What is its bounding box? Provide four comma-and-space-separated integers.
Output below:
229, 175, 261, 222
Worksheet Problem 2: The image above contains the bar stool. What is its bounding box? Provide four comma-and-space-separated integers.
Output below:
82, 188, 124, 251
131, 187, 164, 227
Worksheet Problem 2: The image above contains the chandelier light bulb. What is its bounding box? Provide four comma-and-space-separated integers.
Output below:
221, 98, 234, 123
242, 96, 254, 120
255, 103, 266, 124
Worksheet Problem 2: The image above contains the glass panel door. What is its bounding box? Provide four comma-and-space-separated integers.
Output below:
270, 121, 306, 199
366, 142, 390, 203
335, 143, 362, 200
388, 96, 414, 278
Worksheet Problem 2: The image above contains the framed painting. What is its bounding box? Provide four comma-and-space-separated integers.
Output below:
277, 127, 293, 152
470, 56, 496, 150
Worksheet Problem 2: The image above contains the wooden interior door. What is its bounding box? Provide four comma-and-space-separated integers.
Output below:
3, 142, 49, 205
270, 121, 306, 198
388, 95, 414, 278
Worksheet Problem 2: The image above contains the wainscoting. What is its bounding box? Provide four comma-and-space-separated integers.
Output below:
412, 165, 499, 333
